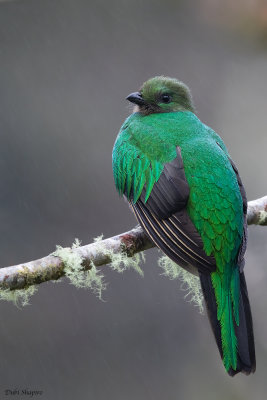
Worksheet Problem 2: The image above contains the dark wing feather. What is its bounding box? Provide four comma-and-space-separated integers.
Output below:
229, 157, 256, 374
200, 271, 256, 376
139, 147, 189, 219
130, 147, 216, 275
229, 158, 247, 214
228, 157, 248, 272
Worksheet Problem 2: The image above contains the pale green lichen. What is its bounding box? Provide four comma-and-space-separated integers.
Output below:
53, 235, 145, 300
53, 239, 106, 300
0, 285, 38, 307
108, 251, 145, 276
93, 235, 145, 277
259, 210, 267, 225
158, 255, 203, 313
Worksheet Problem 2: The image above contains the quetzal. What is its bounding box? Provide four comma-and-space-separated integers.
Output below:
112, 76, 255, 376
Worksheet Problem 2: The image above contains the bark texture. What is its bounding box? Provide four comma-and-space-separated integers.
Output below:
0, 196, 266, 291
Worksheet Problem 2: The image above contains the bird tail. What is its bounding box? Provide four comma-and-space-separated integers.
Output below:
199, 271, 256, 376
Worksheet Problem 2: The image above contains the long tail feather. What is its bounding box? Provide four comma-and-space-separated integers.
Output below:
200, 271, 255, 376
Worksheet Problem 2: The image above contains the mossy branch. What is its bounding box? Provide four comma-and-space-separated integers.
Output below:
0, 226, 153, 292
0, 196, 266, 299
247, 196, 267, 225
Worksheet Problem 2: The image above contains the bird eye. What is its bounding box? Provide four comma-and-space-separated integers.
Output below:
160, 94, 172, 104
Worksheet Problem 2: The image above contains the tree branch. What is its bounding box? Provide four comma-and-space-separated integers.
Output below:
247, 196, 267, 225
0, 196, 266, 292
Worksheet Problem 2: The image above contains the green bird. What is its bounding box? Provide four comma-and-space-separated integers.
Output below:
112, 76, 255, 376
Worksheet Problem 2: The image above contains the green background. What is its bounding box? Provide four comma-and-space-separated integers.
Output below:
0, 0, 267, 399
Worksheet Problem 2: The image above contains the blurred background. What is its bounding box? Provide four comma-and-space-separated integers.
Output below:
0, 0, 267, 399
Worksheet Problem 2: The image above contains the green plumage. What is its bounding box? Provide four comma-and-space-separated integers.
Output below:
113, 111, 242, 371
113, 76, 255, 375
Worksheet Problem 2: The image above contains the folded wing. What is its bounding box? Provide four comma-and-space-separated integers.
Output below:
130, 147, 217, 275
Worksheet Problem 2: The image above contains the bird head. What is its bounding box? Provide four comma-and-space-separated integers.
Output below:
126, 76, 195, 115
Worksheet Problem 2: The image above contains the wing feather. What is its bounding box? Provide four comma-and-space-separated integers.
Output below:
228, 157, 248, 272
129, 146, 217, 274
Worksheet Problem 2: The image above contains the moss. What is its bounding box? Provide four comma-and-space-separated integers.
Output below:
53, 235, 145, 300
0, 232, 146, 307
93, 235, 145, 276
259, 210, 267, 225
108, 250, 145, 276
158, 255, 203, 313
0, 285, 38, 307
53, 239, 106, 300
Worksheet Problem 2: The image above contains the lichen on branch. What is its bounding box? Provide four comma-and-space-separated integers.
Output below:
0, 196, 266, 307
158, 255, 204, 313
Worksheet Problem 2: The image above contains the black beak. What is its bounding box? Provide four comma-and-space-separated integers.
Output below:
126, 92, 145, 106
